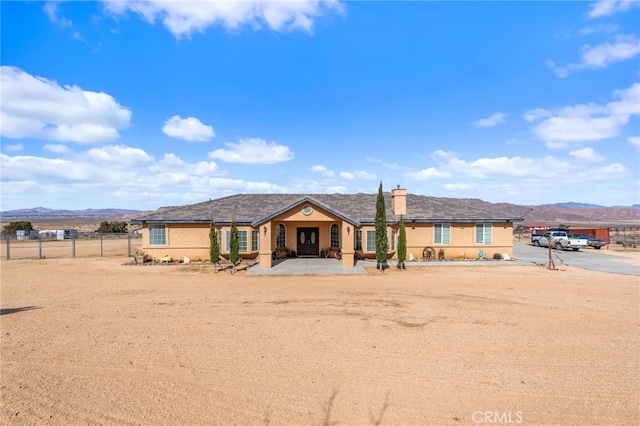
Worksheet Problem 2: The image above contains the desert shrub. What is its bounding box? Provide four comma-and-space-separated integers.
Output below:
2, 221, 33, 234
97, 221, 128, 233
437, 248, 445, 260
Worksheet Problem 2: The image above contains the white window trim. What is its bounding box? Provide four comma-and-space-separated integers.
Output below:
276, 224, 286, 248
366, 230, 376, 252
355, 229, 363, 251
475, 223, 493, 245
226, 230, 248, 253
330, 223, 340, 248
251, 230, 259, 252
434, 223, 451, 245
148, 224, 166, 246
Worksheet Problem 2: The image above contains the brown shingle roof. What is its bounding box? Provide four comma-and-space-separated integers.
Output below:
132, 193, 519, 225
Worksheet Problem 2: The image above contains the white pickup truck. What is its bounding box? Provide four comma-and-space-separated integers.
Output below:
532, 230, 588, 251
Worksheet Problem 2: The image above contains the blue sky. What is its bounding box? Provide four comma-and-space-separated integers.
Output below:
1, 0, 639, 211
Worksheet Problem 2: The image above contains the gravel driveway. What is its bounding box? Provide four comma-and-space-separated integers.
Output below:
513, 241, 639, 276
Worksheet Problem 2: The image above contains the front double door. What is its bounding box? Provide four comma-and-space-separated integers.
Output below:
297, 227, 319, 256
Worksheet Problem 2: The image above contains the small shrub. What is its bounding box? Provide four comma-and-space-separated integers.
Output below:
493, 252, 502, 260
437, 248, 445, 260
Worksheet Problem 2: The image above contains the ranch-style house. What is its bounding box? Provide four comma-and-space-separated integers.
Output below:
132, 187, 520, 268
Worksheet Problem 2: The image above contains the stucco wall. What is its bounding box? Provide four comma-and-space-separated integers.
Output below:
141, 223, 259, 261
141, 220, 514, 263
400, 222, 514, 259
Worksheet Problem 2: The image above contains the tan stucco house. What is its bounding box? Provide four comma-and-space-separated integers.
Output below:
131, 188, 520, 268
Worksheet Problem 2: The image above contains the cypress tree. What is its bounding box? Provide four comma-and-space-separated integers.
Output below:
209, 216, 220, 271
397, 215, 407, 269
375, 182, 388, 269
229, 220, 239, 273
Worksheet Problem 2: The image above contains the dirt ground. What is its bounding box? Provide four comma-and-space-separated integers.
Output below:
1, 252, 638, 425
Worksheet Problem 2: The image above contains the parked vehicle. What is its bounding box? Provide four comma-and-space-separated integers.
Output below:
587, 237, 607, 249
533, 230, 588, 251
531, 228, 569, 245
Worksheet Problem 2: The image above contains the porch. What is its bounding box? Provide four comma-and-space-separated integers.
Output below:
247, 257, 366, 275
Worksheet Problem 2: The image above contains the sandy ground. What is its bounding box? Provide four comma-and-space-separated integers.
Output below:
1, 254, 638, 425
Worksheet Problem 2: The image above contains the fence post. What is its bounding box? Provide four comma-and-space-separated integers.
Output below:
101, 234, 104, 257
39, 238, 43, 259
72, 236, 76, 258
6, 236, 9, 260
128, 232, 131, 257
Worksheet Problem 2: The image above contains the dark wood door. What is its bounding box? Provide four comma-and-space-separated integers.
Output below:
297, 227, 319, 256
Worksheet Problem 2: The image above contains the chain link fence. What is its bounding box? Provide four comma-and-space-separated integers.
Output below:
1, 233, 142, 260
609, 227, 640, 249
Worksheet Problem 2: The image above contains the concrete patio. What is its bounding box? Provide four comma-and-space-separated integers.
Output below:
246, 257, 367, 275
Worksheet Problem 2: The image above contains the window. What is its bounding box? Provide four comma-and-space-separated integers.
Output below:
225, 230, 248, 253
391, 230, 396, 251
252, 230, 259, 252
366, 230, 376, 252
149, 224, 166, 246
276, 224, 286, 248
475, 224, 492, 244
434, 224, 451, 244
238, 231, 247, 253
355, 230, 362, 251
330, 224, 340, 247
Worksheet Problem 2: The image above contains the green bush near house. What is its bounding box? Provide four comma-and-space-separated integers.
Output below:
493, 253, 502, 260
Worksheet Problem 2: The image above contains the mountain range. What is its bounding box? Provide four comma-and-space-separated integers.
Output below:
0, 207, 141, 219
1, 201, 639, 225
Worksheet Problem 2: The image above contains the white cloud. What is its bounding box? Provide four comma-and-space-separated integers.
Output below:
443, 183, 479, 191
208, 137, 294, 164
72, 31, 86, 42
548, 34, 640, 78
1, 154, 103, 182
0, 66, 131, 143
43, 2, 72, 27
353, 170, 376, 180
581, 34, 640, 67
527, 82, 640, 147
569, 147, 605, 162
339, 171, 354, 180
5, 144, 23, 152
311, 164, 335, 177
586, 163, 627, 180
588, 0, 640, 18
87, 145, 154, 167
522, 108, 551, 122
161, 115, 215, 142
430, 150, 573, 179
579, 24, 619, 35
102, 0, 345, 38
338, 170, 376, 180
43, 144, 71, 154
458, 156, 540, 178
406, 167, 451, 180
628, 136, 640, 148
472, 112, 507, 128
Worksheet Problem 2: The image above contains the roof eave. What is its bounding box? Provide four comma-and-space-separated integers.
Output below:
252, 196, 360, 227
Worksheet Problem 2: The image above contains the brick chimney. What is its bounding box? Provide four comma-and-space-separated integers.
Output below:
391, 185, 406, 216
